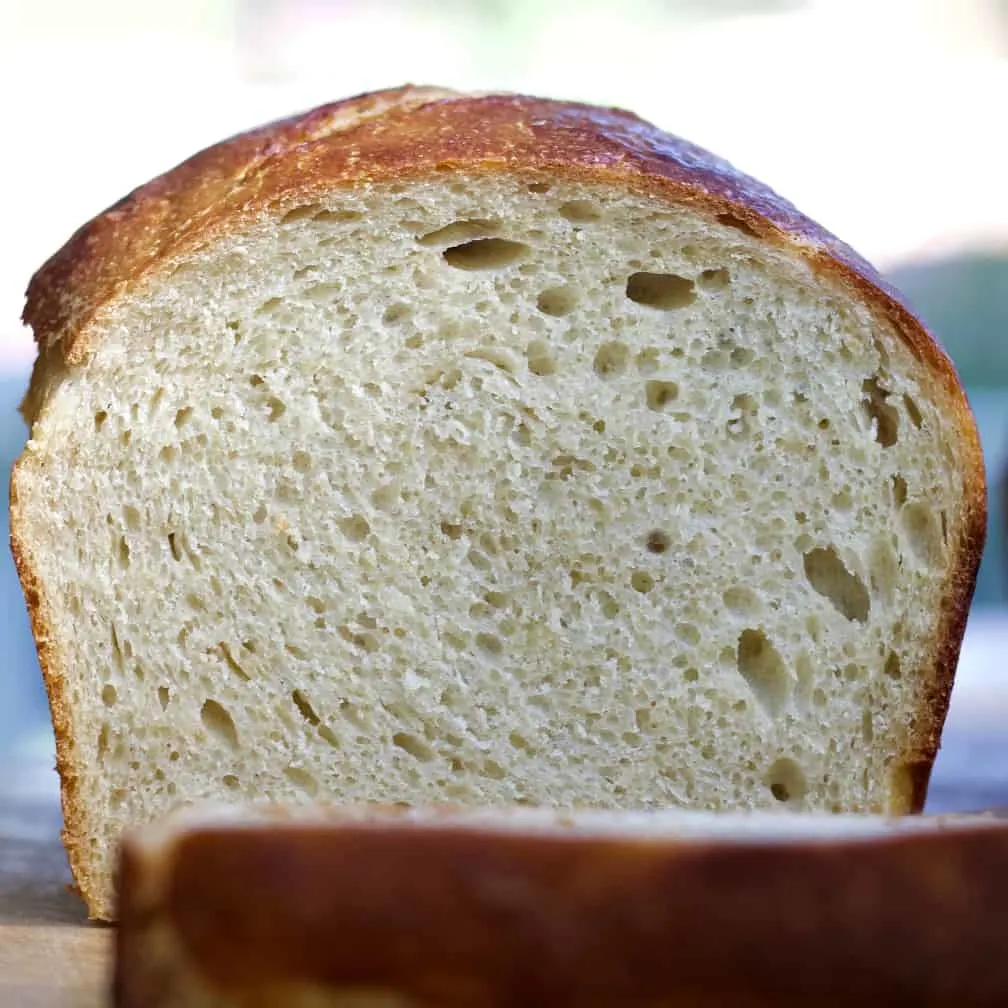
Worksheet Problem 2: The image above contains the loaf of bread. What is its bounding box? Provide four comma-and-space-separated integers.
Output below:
114, 805, 1008, 1007
11, 86, 986, 921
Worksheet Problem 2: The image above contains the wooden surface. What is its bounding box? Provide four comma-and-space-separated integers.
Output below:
0, 795, 109, 1008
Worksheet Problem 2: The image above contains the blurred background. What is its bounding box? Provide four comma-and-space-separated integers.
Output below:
0, 0, 1005, 809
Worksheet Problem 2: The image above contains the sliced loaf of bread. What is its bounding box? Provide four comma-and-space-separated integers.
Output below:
11, 86, 986, 920
114, 805, 1008, 1007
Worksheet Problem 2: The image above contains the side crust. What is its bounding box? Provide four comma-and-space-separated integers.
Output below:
114, 817, 1008, 1007
10, 86, 988, 919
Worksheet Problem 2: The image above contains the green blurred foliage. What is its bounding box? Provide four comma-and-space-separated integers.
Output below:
890, 255, 1008, 390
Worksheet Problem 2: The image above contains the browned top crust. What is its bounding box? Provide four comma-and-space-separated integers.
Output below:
114, 816, 1008, 1007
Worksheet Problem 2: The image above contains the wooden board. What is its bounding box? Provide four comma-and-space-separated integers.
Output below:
0, 796, 110, 1008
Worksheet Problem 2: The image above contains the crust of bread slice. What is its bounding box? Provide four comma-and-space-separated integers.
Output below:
113, 807, 1008, 1007
11, 87, 987, 918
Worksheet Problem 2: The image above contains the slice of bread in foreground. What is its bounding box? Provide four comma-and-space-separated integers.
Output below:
114, 805, 1008, 1007
11, 86, 986, 921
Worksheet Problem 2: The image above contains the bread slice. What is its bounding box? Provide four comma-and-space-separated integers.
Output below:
11, 86, 986, 920
114, 804, 1008, 1007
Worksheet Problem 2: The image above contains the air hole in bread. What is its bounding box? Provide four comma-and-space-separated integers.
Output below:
525, 340, 556, 376
96, 726, 109, 763
476, 631, 503, 655
903, 393, 924, 428
286, 642, 309, 661
736, 629, 790, 718
256, 297, 283, 316
266, 396, 286, 422
418, 219, 494, 248
527, 181, 551, 194
698, 267, 731, 290
803, 547, 870, 622
675, 622, 700, 646
594, 341, 630, 377
216, 643, 250, 681
727, 393, 758, 438
123, 506, 140, 531
509, 730, 535, 754
766, 757, 807, 803
716, 211, 760, 237
382, 303, 412, 325
467, 549, 491, 571
339, 625, 379, 652
101, 684, 117, 707
222, 774, 241, 790
117, 537, 130, 569
317, 724, 340, 749
646, 529, 669, 553
392, 731, 435, 762
280, 204, 321, 225
884, 651, 902, 679
94, 410, 108, 431
303, 283, 341, 304
940, 510, 948, 545
626, 272, 696, 310
558, 200, 601, 222
631, 570, 655, 593
536, 286, 577, 317
201, 699, 238, 750
284, 766, 319, 795
484, 758, 509, 780
902, 503, 941, 566
596, 590, 620, 618
466, 346, 520, 375
730, 345, 755, 366
157, 686, 169, 710
280, 204, 361, 225
369, 483, 400, 512
862, 376, 899, 447
723, 586, 760, 615
315, 209, 363, 223
862, 709, 875, 744
292, 689, 321, 726
645, 380, 679, 411
892, 475, 908, 507
442, 238, 529, 271
869, 537, 898, 601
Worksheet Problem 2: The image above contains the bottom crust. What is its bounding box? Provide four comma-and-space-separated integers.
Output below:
115, 812, 1008, 1007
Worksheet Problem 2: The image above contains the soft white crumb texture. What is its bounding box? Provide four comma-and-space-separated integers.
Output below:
19, 176, 966, 906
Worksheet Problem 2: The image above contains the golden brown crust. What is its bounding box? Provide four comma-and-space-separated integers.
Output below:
8, 453, 95, 912
114, 817, 1008, 1007
12, 84, 987, 906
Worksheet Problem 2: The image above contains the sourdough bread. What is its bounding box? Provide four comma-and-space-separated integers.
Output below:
11, 86, 986, 920
114, 805, 1008, 1007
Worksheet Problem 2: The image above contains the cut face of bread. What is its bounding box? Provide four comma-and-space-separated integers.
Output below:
114, 805, 1008, 1008
11, 87, 985, 920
